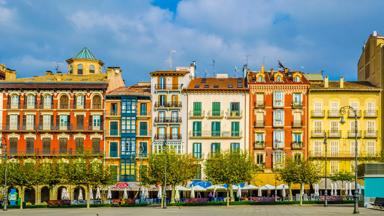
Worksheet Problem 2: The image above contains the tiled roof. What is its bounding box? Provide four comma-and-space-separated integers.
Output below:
310, 81, 380, 91
247, 70, 310, 84
186, 77, 247, 91
107, 83, 151, 96
74, 47, 97, 60
1, 73, 108, 83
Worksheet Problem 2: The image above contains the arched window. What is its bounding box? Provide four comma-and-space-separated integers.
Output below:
77, 64, 83, 74
276, 75, 282, 82
257, 75, 264, 82
10, 94, 19, 109
92, 95, 102, 109
293, 76, 301, 82
59, 95, 69, 109
26, 94, 35, 109
89, 65, 95, 74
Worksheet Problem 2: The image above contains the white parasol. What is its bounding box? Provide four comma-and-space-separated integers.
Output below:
330, 183, 334, 196
78, 188, 83, 200
236, 186, 242, 199
89, 188, 94, 200
334, 183, 338, 196
157, 186, 162, 199
345, 182, 348, 196
123, 188, 128, 199
282, 185, 286, 198
190, 186, 195, 198
107, 187, 112, 199
96, 187, 101, 199
348, 182, 353, 196
175, 188, 180, 202
258, 187, 262, 197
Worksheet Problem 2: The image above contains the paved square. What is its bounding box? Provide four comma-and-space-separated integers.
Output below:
1, 205, 382, 216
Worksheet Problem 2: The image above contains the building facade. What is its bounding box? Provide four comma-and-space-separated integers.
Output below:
150, 63, 195, 153
184, 74, 249, 179
308, 76, 382, 175
105, 83, 152, 182
247, 66, 309, 185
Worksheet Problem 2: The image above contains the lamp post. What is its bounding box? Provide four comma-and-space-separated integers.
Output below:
339, 106, 359, 214
1, 142, 7, 211
323, 131, 328, 207
162, 139, 167, 209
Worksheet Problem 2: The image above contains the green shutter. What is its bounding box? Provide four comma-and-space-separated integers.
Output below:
193, 121, 202, 136
212, 102, 220, 116
211, 122, 221, 136
231, 122, 240, 136
193, 102, 202, 116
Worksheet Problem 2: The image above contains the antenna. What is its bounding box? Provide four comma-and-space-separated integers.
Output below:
245, 54, 251, 66
211, 59, 215, 76
168, 50, 176, 69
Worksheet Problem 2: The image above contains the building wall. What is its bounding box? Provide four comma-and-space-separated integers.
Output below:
105, 99, 121, 182
308, 89, 382, 175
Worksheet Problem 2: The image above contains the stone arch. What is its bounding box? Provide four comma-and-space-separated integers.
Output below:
73, 186, 86, 201
24, 187, 36, 204
57, 186, 68, 200
40, 186, 50, 203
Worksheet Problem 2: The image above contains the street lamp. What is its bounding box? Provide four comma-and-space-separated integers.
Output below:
1, 142, 7, 211
339, 106, 359, 214
323, 131, 328, 207
162, 139, 167, 209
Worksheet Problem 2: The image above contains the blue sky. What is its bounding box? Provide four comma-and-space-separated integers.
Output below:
0, 0, 383, 84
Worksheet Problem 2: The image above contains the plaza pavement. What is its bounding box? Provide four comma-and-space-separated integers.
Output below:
1, 205, 382, 216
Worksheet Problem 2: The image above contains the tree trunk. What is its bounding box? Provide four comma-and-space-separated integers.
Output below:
170, 185, 175, 204
288, 183, 293, 201
20, 186, 24, 209
229, 185, 234, 202
226, 189, 230, 207
86, 184, 90, 209
299, 183, 304, 206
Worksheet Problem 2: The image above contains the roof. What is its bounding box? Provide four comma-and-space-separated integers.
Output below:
0, 82, 108, 90
74, 47, 97, 60
247, 70, 310, 84
150, 70, 189, 76
185, 77, 247, 91
304, 73, 323, 81
0, 73, 108, 83
107, 83, 151, 97
310, 81, 380, 91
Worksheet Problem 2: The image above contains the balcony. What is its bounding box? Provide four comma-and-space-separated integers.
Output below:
311, 110, 325, 118
254, 101, 265, 109
273, 162, 284, 170
311, 130, 325, 138
154, 117, 182, 124
328, 130, 341, 138
364, 110, 378, 118
254, 141, 265, 149
309, 151, 380, 159
273, 143, 284, 150
291, 142, 303, 150
189, 111, 205, 119
189, 130, 242, 139
273, 121, 284, 128
207, 111, 224, 119
154, 84, 182, 92
154, 102, 182, 109
292, 102, 303, 109
348, 110, 362, 118
292, 120, 302, 128
137, 112, 151, 119
347, 130, 362, 138
327, 110, 340, 118
107, 111, 119, 118
154, 134, 182, 140
6, 149, 104, 157
226, 110, 242, 119
137, 130, 152, 137
254, 120, 264, 128
364, 130, 378, 138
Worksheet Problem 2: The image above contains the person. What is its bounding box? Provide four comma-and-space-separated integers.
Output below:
208, 192, 213, 201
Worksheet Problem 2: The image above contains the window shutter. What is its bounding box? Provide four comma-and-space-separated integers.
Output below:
89, 115, 93, 130
22, 115, 26, 130
73, 95, 77, 109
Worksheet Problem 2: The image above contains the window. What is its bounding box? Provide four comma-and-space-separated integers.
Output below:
273, 130, 284, 149
272, 151, 284, 166
231, 121, 240, 136
43, 115, 51, 130
367, 102, 375, 115
59, 138, 67, 154
171, 111, 178, 122
211, 121, 221, 136
43, 95, 52, 109
110, 165, 118, 182
255, 112, 264, 126
257, 75, 264, 82
314, 102, 323, 115
171, 127, 179, 139
273, 109, 284, 126
211, 143, 220, 155
42, 138, 51, 155
92, 138, 100, 154
121, 116, 135, 133
350, 121, 358, 136
230, 143, 240, 153
314, 121, 322, 133
111, 103, 118, 115
256, 133, 264, 143
76, 95, 85, 108
293, 93, 302, 106
330, 101, 339, 115
367, 141, 375, 156
159, 95, 166, 107
256, 153, 264, 165
26, 115, 35, 130
59, 115, 68, 130
9, 114, 18, 130
230, 102, 240, 116
140, 103, 147, 116
256, 93, 264, 106
193, 121, 202, 136
294, 153, 302, 162
93, 115, 101, 130
275, 75, 282, 82
10, 138, 18, 155
110, 121, 118, 136
313, 141, 322, 156
121, 99, 136, 114
121, 137, 135, 156
139, 122, 148, 136
92, 95, 102, 109
293, 112, 301, 125
193, 102, 202, 116
350, 141, 357, 156
76, 115, 84, 130
158, 127, 166, 139
26, 138, 34, 154
330, 121, 339, 134
330, 161, 339, 174
194, 165, 202, 180
75, 138, 84, 154
293, 76, 300, 82
159, 76, 166, 89
330, 141, 339, 157
293, 133, 302, 143
158, 111, 165, 122
193, 143, 202, 159
26, 95, 35, 109
77, 64, 83, 74
139, 142, 148, 157
273, 91, 284, 107
212, 102, 221, 116
110, 142, 118, 157
89, 64, 95, 73
10, 95, 19, 109
367, 121, 375, 134
59, 95, 69, 109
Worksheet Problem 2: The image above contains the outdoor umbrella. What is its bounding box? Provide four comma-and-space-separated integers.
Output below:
190, 186, 195, 198
140, 187, 145, 200
175, 188, 180, 202
157, 186, 162, 199
345, 182, 349, 196
78, 188, 83, 200
123, 188, 128, 199
61, 188, 66, 200
282, 185, 286, 198
96, 187, 101, 200
258, 187, 262, 197
107, 187, 112, 199
330, 183, 334, 196
334, 183, 338, 196
236, 186, 242, 199
89, 188, 94, 200
145, 187, 149, 199
348, 182, 353, 196
242, 184, 258, 190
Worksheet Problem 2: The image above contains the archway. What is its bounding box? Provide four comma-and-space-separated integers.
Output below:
57, 186, 67, 200
74, 186, 85, 201
24, 188, 36, 204
41, 187, 50, 203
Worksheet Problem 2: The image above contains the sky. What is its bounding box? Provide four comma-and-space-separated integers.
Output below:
1, 0, 384, 84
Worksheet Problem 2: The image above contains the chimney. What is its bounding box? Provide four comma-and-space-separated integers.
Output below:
324, 76, 329, 88
340, 76, 344, 88
190, 61, 196, 78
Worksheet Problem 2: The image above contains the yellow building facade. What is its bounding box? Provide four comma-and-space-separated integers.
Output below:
309, 76, 382, 175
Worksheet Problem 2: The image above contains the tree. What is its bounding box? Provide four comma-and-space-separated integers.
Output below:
205, 151, 255, 207
279, 159, 300, 201
330, 171, 354, 196
294, 160, 321, 205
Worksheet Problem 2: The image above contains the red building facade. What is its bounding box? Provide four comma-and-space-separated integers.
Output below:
247, 67, 309, 172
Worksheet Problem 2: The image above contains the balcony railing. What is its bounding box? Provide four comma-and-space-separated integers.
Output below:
311, 130, 325, 138
364, 130, 378, 138
273, 143, 284, 150
328, 130, 341, 138
189, 130, 242, 139
292, 102, 303, 109
347, 130, 362, 138
189, 111, 205, 119
254, 120, 265, 128
309, 151, 380, 158
254, 141, 265, 149
254, 101, 265, 109
364, 110, 378, 118
154, 134, 182, 140
273, 121, 284, 127
154, 117, 182, 123
226, 110, 242, 119
327, 110, 340, 118
292, 120, 302, 128
348, 110, 362, 118
154, 84, 182, 91
154, 102, 182, 108
207, 111, 224, 119
311, 110, 325, 118
291, 142, 303, 149
6, 150, 104, 157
